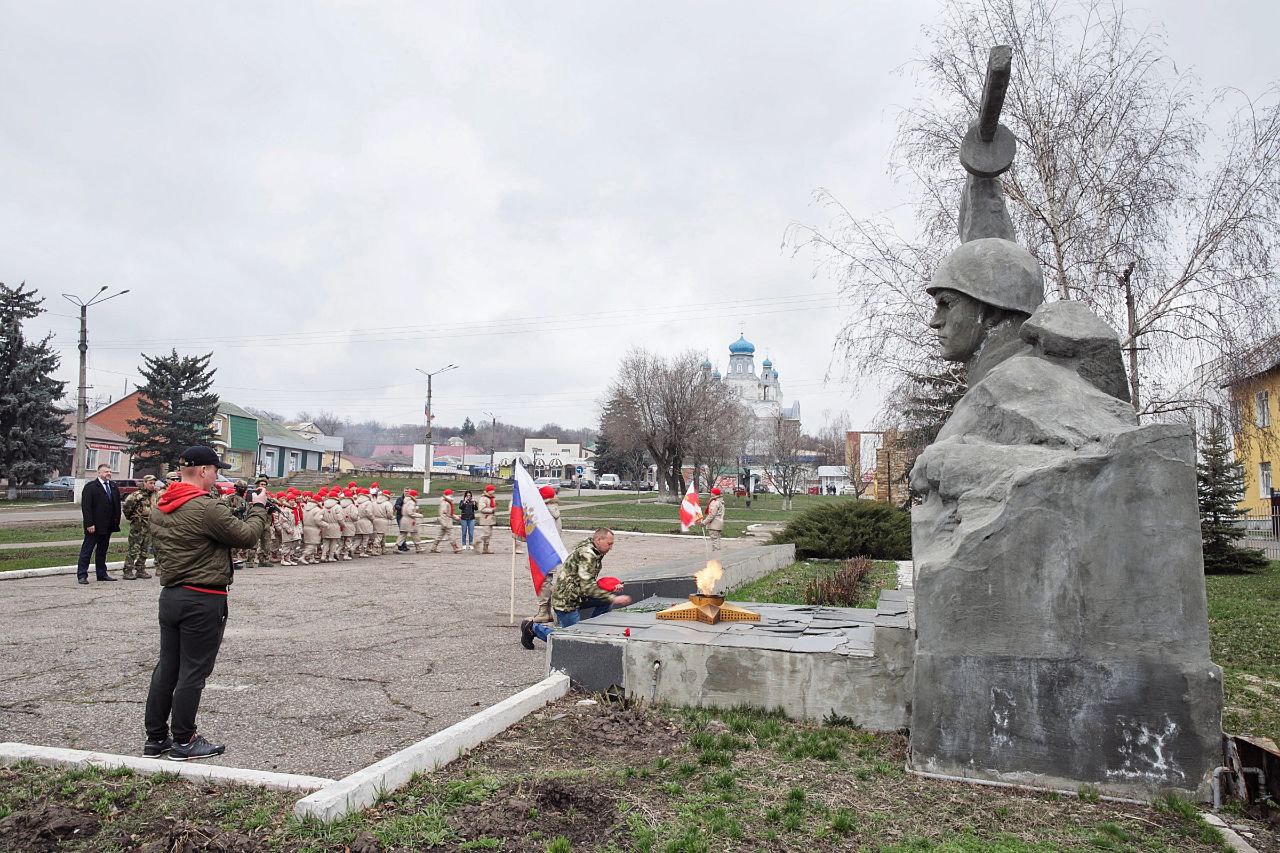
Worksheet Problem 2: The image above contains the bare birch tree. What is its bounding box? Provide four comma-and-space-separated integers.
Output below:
602, 349, 745, 499
789, 0, 1280, 418
764, 415, 808, 511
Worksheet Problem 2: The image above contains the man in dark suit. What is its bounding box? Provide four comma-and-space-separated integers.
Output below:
77, 463, 122, 584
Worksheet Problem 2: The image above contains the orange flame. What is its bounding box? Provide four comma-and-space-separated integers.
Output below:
694, 560, 723, 595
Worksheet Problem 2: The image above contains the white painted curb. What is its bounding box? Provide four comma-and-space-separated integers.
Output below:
1202, 812, 1260, 853
0, 558, 156, 581
294, 671, 571, 823
0, 742, 333, 792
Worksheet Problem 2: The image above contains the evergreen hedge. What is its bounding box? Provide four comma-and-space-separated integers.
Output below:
771, 499, 911, 560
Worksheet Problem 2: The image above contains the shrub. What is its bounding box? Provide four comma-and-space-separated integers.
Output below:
804, 557, 873, 607
771, 499, 910, 560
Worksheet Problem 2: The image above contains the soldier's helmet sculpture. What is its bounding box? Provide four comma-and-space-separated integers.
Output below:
927, 237, 1044, 315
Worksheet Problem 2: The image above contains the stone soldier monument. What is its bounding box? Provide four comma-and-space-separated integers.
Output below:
907, 47, 1221, 798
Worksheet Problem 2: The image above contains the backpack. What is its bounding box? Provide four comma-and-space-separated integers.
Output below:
394, 495, 404, 522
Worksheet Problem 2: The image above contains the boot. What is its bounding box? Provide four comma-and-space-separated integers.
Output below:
135, 569, 152, 579
122, 569, 136, 580
531, 599, 554, 624
452, 545, 462, 554
482, 544, 492, 554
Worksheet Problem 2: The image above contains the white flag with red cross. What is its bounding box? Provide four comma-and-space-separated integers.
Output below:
679, 481, 703, 532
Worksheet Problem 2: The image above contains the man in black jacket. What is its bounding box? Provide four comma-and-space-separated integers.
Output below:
77, 463, 122, 584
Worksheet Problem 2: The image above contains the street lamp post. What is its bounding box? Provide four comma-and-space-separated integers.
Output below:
415, 364, 458, 495
482, 410, 496, 479
62, 286, 129, 504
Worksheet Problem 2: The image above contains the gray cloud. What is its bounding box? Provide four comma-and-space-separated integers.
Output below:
4, 0, 1277, 432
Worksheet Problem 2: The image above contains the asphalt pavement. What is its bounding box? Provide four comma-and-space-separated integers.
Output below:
0, 529, 754, 778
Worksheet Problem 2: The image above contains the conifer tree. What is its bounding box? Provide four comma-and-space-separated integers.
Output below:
1197, 417, 1268, 573
0, 282, 69, 495
126, 350, 219, 472
897, 366, 967, 451
460, 417, 476, 437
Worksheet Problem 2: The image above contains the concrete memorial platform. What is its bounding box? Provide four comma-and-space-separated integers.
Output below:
550, 556, 915, 730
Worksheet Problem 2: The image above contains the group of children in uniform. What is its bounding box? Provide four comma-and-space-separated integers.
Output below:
217, 479, 518, 566
220, 480, 396, 566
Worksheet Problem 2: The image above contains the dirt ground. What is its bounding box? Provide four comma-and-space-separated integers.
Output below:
0, 530, 753, 778
1, 696, 1275, 852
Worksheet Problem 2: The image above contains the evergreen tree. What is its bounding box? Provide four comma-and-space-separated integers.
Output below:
0, 283, 69, 494
592, 430, 649, 480
460, 416, 476, 437
897, 365, 967, 451
1197, 417, 1268, 574
126, 350, 219, 472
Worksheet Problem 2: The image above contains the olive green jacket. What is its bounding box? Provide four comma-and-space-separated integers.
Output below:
150, 495, 269, 588
550, 538, 608, 612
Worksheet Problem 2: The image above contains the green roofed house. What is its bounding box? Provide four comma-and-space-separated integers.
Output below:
212, 401, 259, 478
256, 417, 325, 478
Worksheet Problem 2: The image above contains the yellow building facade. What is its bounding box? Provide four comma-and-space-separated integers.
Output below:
1230, 363, 1280, 517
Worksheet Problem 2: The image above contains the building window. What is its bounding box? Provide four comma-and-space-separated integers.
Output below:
1262, 462, 1273, 499
109, 451, 121, 472
1258, 391, 1272, 428
85, 448, 98, 470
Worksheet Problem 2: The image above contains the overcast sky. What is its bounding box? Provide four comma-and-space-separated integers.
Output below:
5, 1, 1278, 436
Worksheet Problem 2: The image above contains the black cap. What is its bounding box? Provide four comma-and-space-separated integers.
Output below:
178, 446, 232, 469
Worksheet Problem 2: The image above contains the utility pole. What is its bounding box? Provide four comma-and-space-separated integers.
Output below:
415, 364, 458, 496
62, 286, 129, 503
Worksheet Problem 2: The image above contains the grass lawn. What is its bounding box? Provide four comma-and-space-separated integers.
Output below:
563, 494, 855, 524
731, 559, 899, 610
0, 522, 132, 545
1206, 560, 1280, 742
0, 543, 127, 572
561, 519, 754, 538
0, 700, 1245, 852
269, 475, 512, 497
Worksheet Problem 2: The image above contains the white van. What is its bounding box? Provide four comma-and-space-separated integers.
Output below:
598, 474, 621, 489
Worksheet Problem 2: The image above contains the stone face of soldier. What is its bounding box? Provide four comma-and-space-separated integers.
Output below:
929, 287, 999, 363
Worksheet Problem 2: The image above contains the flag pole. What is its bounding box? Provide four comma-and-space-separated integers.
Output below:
509, 537, 516, 624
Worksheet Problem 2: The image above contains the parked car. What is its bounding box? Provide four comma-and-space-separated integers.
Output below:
113, 478, 141, 496
598, 474, 621, 489
838, 484, 860, 496
532, 476, 560, 489
41, 476, 75, 490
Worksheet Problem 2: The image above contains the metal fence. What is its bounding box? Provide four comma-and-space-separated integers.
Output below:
1240, 513, 1280, 560
1, 489, 73, 502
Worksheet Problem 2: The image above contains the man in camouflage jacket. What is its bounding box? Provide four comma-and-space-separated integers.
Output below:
122, 475, 159, 579
522, 528, 631, 648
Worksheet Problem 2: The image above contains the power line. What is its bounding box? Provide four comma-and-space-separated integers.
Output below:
48, 293, 843, 351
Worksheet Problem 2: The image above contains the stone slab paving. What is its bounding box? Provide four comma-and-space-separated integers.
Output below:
0, 530, 756, 779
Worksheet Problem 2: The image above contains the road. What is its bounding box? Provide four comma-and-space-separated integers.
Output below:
0, 529, 757, 777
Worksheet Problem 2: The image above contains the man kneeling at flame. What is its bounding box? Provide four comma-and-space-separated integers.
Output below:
520, 527, 632, 649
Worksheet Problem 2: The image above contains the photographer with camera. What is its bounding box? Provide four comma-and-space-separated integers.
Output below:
143, 447, 270, 761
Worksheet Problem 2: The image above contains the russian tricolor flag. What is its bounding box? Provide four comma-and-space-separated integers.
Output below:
510, 461, 569, 595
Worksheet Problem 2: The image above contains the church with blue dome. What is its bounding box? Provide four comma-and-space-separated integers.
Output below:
704, 333, 801, 424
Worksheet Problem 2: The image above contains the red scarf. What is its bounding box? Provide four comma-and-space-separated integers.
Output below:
157, 482, 207, 513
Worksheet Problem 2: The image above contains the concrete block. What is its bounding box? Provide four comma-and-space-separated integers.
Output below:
293, 672, 569, 824
626, 632, 913, 729
549, 635, 625, 693
0, 742, 332, 791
